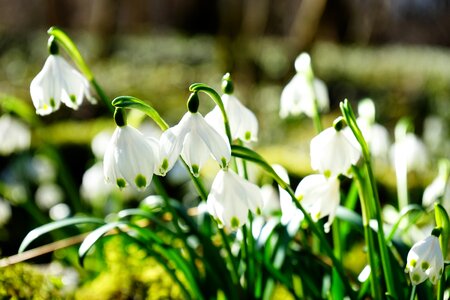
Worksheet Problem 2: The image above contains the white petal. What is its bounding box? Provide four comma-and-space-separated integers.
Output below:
181, 131, 210, 176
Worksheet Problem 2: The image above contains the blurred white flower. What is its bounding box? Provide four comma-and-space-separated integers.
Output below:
260, 184, 281, 216
30, 155, 57, 183
310, 127, 361, 177
0, 198, 12, 226
81, 162, 113, 203
30, 55, 94, 115
207, 169, 263, 230
104, 125, 159, 190
91, 130, 113, 159
49, 203, 71, 221
0, 114, 30, 155
205, 94, 259, 143
295, 174, 340, 233
390, 133, 429, 173
422, 161, 450, 209
158, 111, 231, 177
405, 234, 444, 285
280, 53, 329, 119
35, 183, 64, 210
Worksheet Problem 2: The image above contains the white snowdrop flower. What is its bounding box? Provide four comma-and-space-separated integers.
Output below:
35, 183, 64, 210
81, 162, 113, 204
357, 98, 376, 124
260, 184, 281, 216
30, 155, 57, 183
206, 169, 264, 230
405, 234, 444, 285
158, 110, 231, 177
391, 133, 429, 173
280, 53, 329, 119
0, 114, 31, 155
422, 161, 450, 208
0, 198, 12, 226
49, 203, 71, 221
295, 174, 340, 233
30, 54, 94, 115
103, 124, 159, 190
310, 124, 361, 177
205, 94, 258, 143
280, 75, 329, 119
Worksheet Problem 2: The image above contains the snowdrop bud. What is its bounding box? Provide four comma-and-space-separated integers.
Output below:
0, 114, 31, 155
103, 125, 159, 190
310, 127, 361, 177
222, 73, 234, 94
405, 232, 444, 285
295, 174, 340, 233
207, 169, 264, 230
158, 112, 231, 176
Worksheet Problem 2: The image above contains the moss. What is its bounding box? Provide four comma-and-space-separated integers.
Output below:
0, 263, 65, 299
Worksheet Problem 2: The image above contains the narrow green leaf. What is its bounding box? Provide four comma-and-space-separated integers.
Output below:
111, 96, 169, 131
386, 204, 423, 242
19, 217, 105, 253
78, 221, 125, 266
435, 203, 449, 257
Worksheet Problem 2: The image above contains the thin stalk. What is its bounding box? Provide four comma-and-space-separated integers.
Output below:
409, 285, 416, 300
341, 100, 397, 298
352, 166, 382, 300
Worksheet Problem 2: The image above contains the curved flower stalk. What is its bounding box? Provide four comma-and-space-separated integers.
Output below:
205, 74, 258, 143
295, 174, 340, 233
104, 109, 159, 190
405, 230, 444, 285
280, 53, 329, 119
158, 94, 231, 177
310, 119, 361, 178
0, 114, 31, 155
206, 169, 263, 230
30, 38, 94, 116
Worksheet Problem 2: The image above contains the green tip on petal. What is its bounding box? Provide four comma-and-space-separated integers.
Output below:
244, 131, 251, 141
297, 194, 304, 202
70, 94, 77, 103
116, 178, 126, 189
324, 170, 331, 178
421, 261, 429, 271
50, 98, 56, 108
160, 158, 169, 175
256, 207, 262, 215
230, 216, 240, 229
410, 259, 417, 267
411, 273, 421, 283
135, 174, 147, 189
191, 164, 199, 177
221, 157, 228, 168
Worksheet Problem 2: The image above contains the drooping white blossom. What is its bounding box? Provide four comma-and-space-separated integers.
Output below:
310, 127, 361, 177
158, 112, 231, 177
206, 169, 263, 229
405, 234, 444, 285
295, 174, 340, 233
104, 125, 159, 190
0, 114, 31, 155
422, 161, 450, 210
391, 133, 429, 173
30, 55, 94, 115
280, 53, 329, 119
205, 94, 258, 143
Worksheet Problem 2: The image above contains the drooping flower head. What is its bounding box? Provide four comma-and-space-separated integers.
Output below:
295, 174, 340, 233
206, 169, 264, 230
104, 109, 159, 190
310, 118, 361, 177
280, 53, 329, 119
405, 230, 444, 285
30, 37, 94, 116
158, 93, 231, 177
205, 73, 259, 143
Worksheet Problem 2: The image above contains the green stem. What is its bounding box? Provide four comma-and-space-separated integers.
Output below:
340, 100, 397, 299
352, 166, 382, 300
91, 78, 114, 113
409, 285, 416, 300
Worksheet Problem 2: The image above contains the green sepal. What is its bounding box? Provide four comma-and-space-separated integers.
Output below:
187, 92, 200, 113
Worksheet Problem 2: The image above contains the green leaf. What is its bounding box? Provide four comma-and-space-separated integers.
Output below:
386, 204, 424, 242
19, 217, 105, 253
47, 26, 93, 80
111, 96, 169, 131
435, 203, 450, 257
78, 221, 126, 266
